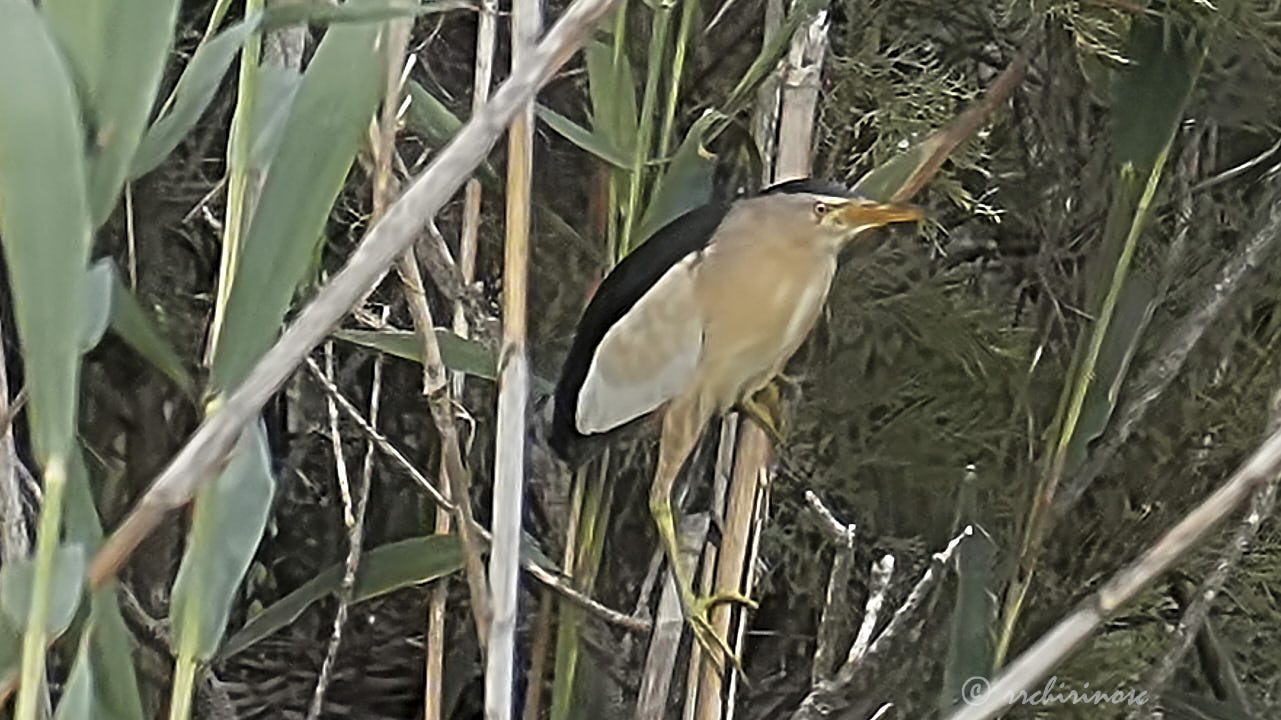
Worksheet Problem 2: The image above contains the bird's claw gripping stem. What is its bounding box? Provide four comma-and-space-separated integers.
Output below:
681, 589, 758, 679
739, 381, 788, 444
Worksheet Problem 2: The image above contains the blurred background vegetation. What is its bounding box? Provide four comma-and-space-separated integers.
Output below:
2, 0, 1281, 718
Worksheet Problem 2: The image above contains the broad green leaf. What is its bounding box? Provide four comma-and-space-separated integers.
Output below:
60, 451, 145, 720
0, 0, 92, 464
218, 534, 463, 660
103, 268, 196, 398
53, 644, 93, 720
132, 3, 468, 181
249, 62, 304, 172
404, 80, 500, 187
79, 259, 195, 397
54, 587, 145, 720
170, 422, 276, 661
259, 0, 470, 32
0, 545, 86, 635
43, 0, 181, 226
996, 18, 1204, 664
130, 18, 260, 180
334, 329, 497, 380
721, 0, 826, 115
537, 105, 632, 170
405, 79, 463, 147
64, 441, 106, 549
209, 11, 384, 396
1066, 274, 1156, 474
1113, 19, 1202, 174
853, 132, 948, 203
635, 111, 720, 244
938, 525, 996, 714
1064, 17, 1202, 470
585, 40, 639, 156
81, 261, 115, 353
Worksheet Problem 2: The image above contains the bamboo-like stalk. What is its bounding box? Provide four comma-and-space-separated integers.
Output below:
637, 513, 710, 720
13, 455, 67, 720
693, 438, 767, 720
401, 245, 495, 647
775, 11, 828, 181
682, 420, 736, 720
487, 0, 542, 711
88, 0, 625, 593
726, 475, 769, 715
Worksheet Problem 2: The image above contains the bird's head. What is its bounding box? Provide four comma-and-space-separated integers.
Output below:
753, 180, 924, 252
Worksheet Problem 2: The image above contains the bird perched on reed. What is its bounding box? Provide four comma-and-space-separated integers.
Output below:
550, 178, 923, 669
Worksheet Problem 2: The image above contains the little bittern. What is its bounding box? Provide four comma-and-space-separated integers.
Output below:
551, 178, 923, 670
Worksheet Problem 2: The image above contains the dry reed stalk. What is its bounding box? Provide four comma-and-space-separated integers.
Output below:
427, 0, 499, 710
638, 513, 710, 720
693, 432, 768, 720
486, 0, 543, 712
681, 420, 737, 720
522, 591, 557, 720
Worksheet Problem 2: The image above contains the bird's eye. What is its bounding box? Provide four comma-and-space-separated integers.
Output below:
814, 201, 829, 217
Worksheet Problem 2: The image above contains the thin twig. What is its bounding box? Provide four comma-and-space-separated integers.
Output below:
306, 358, 452, 508
0, 387, 27, 437
844, 554, 895, 670
307, 340, 381, 719
805, 491, 856, 684
1191, 136, 1281, 193
303, 358, 650, 634
789, 527, 969, 720
398, 247, 494, 647
88, 0, 627, 590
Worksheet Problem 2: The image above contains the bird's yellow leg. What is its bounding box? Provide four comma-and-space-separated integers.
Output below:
653, 393, 758, 679
738, 380, 788, 444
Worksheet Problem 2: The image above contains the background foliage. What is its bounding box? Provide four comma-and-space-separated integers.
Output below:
2, 0, 1281, 718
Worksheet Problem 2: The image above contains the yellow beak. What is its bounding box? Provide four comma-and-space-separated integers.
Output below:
833, 200, 924, 228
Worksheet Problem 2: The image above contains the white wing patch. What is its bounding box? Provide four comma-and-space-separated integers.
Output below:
576, 255, 703, 434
